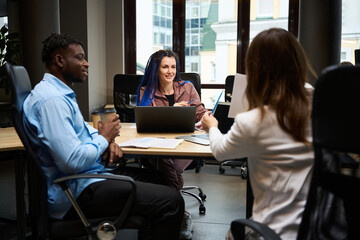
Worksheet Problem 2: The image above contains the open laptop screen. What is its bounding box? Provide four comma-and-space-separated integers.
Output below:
134, 106, 196, 133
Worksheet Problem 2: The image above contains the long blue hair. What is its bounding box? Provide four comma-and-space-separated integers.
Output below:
137, 50, 186, 106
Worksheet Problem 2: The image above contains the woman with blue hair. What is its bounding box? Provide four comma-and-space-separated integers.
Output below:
137, 49, 207, 239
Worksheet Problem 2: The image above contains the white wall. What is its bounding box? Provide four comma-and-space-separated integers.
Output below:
105, 0, 124, 104
87, 0, 107, 115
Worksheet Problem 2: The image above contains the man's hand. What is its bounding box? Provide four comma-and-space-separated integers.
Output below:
102, 142, 123, 163
98, 114, 121, 143
201, 112, 218, 132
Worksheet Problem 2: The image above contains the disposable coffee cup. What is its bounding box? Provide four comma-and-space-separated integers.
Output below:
100, 108, 117, 123
91, 110, 101, 129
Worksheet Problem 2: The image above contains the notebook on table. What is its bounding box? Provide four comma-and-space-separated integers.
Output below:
176, 102, 234, 145
134, 106, 196, 133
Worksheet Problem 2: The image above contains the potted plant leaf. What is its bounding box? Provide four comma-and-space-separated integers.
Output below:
0, 25, 21, 98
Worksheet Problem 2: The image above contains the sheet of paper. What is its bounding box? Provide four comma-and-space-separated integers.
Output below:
118, 138, 183, 149
228, 73, 249, 118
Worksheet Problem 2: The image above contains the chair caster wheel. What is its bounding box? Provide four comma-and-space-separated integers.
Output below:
199, 205, 206, 214
219, 166, 225, 174
241, 167, 248, 179
199, 193, 207, 200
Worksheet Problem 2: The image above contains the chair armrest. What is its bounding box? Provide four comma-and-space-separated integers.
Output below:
53, 173, 136, 231
53, 173, 135, 186
231, 218, 281, 240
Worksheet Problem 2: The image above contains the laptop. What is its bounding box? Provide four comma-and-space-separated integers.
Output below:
134, 106, 196, 133
176, 102, 234, 145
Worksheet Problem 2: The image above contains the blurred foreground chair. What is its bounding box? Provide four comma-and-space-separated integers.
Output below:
230, 65, 360, 239
7, 63, 142, 240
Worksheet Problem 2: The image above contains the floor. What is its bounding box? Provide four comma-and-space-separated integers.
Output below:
0, 160, 248, 240
181, 162, 247, 240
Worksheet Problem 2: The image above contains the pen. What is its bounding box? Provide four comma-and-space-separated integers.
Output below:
188, 99, 194, 104
211, 91, 223, 114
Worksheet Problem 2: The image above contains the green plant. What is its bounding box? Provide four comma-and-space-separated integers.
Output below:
0, 25, 21, 94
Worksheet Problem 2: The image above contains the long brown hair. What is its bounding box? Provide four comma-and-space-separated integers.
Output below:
245, 28, 315, 143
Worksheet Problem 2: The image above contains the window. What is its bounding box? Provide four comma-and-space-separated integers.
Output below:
250, 0, 289, 42
137, 0, 173, 74
191, 62, 198, 72
256, 0, 274, 18
191, 6, 199, 18
185, 0, 238, 107
131, 0, 298, 107
341, 0, 360, 64
0, 16, 8, 66
191, 34, 199, 45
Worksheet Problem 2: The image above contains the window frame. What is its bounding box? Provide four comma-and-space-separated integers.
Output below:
124, 0, 299, 89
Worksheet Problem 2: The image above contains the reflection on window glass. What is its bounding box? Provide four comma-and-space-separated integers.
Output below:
137, 0, 173, 74
341, 0, 360, 64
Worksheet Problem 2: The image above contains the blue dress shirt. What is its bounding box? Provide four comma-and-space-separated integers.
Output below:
23, 73, 109, 219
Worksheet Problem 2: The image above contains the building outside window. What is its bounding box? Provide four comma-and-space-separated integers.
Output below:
137, 0, 360, 108
137, 0, 173, 74
341, 0, 360, 64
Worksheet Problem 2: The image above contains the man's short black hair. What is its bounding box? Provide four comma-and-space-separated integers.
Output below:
41, 33, 83, 67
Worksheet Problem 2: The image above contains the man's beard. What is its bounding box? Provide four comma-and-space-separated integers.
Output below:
63, 72, 84, 83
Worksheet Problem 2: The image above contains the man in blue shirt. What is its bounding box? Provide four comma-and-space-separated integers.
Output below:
23, 33, 184, 240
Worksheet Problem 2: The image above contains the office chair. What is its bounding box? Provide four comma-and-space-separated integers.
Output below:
180, 72, 201, 99
180, 72, 205, 173
230, 65, 360, 240
113, 74, 143, 122
6, 63, 142, 240
218, 75, 248, 178
178, 72, 207, 213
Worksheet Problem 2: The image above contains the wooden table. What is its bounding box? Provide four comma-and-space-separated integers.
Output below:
115, 123, 213, 159
0, 123, 213, 158
0, 123, 213, 239
0, 126, 24, 151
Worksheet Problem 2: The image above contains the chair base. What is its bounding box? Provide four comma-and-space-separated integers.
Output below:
181, 186, 206, 214
219, 160, 248, 179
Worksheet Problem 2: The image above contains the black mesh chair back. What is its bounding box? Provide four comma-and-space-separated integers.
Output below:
180, 72, 201, 99
355, 49, 359, 65
219, 75, 248, 179
225, 75, 235, 102
5, 63, 50, 237
113, 74, 143, 122
298, 65, 360, 239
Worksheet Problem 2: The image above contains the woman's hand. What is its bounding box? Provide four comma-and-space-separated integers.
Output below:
174, 101, 190, 107
201, 112, 218, 132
